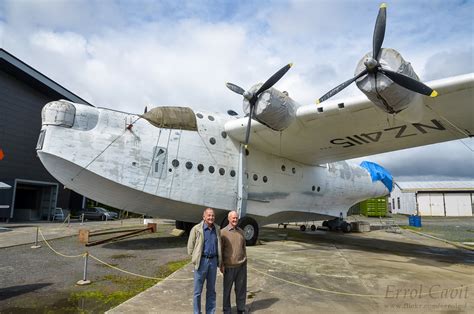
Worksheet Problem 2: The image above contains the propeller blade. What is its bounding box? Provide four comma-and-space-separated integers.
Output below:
373, 3, 387, 60
380, 69, 438, 97
244, 103, 255, 145
316, 69, 368, 104
255, 63, 293, 96
226, 82, 245, 95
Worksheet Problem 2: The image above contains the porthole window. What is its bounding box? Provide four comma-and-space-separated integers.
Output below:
292, 167, 296, 174
185, 162, 193, 169
281, 165, 286, 171
230, 170, 236, 177
219, 168, 225, 175
253, 174, 258, 181
209, 137, 216, 145
208, 115, 215, 121
172, 159, 179, 167
168, 168, 172, 172
317, 186, 321, 192
197, 164, 204, 172
263, 176, 268, 183
196, 113, 203, 119
312, 185, 315, 191
209, 166, 215, 173
221, 131, 227, 139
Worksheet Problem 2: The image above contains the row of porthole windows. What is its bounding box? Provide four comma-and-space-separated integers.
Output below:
170, 159, 236, 177
248, 173, 268, 183
207, 132, 227, 145
281, 164, 296, 174
170, 159, 270, 183
195, 113, 228, 144
196, 113, 214, 121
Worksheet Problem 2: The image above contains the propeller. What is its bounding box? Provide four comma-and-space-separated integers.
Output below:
226, 63, 292, 146
317, 3, 438, 104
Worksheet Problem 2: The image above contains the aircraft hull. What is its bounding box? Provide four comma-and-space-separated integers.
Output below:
37, 101, 389, 225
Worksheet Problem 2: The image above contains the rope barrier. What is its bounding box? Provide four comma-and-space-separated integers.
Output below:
38, 229, 85, 258
37, 228, 472, 297
37, 228, 193, 281
88, 254, 192, 281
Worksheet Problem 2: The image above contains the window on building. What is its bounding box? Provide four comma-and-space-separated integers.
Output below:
392, 198, 395, 210
397, 197, 400, 209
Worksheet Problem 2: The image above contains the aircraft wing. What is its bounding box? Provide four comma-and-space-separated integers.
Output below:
225, 73, 474, 165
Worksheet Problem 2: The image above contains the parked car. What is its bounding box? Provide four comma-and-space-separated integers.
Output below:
79, 207, 118, 221
51, 207, 65, 221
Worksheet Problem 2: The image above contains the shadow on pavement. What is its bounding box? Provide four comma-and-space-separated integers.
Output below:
248, 297, 279, 311
0, 283, 52, 301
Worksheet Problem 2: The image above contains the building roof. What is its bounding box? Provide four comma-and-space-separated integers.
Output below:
0, 48, 92, 106
395, 181, 474, 192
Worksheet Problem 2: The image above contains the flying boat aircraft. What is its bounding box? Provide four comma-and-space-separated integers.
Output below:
36, 4, 473, 245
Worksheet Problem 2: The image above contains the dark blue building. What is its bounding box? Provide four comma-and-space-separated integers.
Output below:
0, 49, 91, 221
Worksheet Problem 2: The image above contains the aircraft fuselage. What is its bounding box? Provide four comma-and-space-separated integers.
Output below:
37, 101, 388, 225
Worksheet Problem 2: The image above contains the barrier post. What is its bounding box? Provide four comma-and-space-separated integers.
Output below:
77, 252, 91, 285
31, 226, 41, 249
80, 213, 84, 225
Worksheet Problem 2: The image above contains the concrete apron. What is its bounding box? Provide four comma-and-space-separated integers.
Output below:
108, 230, 474, 313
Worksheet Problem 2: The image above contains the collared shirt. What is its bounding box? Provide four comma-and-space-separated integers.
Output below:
203, 223, 217, 257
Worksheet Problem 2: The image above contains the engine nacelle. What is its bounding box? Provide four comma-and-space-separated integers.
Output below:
243, 83, 298, 131
355, 48, 420, 115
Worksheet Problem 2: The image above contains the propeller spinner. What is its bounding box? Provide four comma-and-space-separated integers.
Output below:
317, 3, 438, 104
226, 63, 292, 146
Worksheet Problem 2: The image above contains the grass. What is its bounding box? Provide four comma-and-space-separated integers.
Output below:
400, 225, 423, 231
67, 257, 191, 312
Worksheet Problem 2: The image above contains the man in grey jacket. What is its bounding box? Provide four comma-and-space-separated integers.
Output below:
187, 208, 223, 314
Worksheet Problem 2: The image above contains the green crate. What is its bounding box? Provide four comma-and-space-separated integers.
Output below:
360, 197, 387, 217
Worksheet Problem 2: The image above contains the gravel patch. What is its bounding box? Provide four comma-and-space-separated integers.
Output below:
0, 222, 189, 313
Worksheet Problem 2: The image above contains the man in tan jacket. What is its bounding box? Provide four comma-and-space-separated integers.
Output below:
187, 208, 222, 314
220, 211, 247, 314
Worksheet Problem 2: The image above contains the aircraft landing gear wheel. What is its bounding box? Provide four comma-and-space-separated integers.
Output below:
300, 225, 306, 232
342, 222, 352, 233
310, 224, 316, 232
239, 217, 259, 246
183, 222, 195, 235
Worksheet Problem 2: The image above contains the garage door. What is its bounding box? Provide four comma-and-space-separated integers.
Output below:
417, 193, 445, 216
445, 193, 472, 216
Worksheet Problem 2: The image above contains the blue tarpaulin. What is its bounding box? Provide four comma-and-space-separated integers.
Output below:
360, 161, 393, 192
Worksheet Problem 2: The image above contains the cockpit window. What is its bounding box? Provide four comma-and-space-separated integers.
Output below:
141, 106, 198, 131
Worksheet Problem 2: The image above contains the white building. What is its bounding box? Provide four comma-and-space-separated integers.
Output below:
390, 181, 474, 216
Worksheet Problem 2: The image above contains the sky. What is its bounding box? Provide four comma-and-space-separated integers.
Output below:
0, 0, 473, 182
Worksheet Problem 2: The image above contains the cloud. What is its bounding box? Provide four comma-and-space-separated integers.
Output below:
422, 48, 474, 81
1, 0, 472, 181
